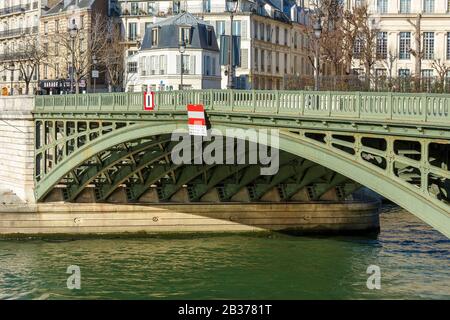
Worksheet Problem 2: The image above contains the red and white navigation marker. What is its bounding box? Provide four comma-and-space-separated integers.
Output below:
187, 104, 207, 136
143, 91, 155, 111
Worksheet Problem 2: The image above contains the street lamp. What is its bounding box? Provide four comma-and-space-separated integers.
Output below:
313, 17, 322, 91
179, 41, 186, 90
226, 0, 238, 90
8, 61, 15, 96
69, 23, 78, 94
92, 54, 98, 93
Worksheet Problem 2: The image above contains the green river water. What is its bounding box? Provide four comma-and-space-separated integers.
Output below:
0, 206, 449, 299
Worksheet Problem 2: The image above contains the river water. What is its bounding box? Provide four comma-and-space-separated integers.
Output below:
0, 206, 448, 300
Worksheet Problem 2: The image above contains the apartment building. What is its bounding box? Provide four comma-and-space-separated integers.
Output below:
126, 12, 221, 91
345, 0, 450, 79
112, 0, 313, 90
0, 0, 49, 95
39, 0, 108, 94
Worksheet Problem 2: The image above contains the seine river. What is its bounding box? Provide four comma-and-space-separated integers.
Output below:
0, 206, 448, 300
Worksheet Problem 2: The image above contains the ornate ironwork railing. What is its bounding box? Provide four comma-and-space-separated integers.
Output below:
35, 90, 450, 126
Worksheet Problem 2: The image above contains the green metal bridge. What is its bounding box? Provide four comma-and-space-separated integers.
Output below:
33, 90, 450, 237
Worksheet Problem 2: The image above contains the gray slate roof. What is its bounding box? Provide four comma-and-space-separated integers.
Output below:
140, 12, 219, 52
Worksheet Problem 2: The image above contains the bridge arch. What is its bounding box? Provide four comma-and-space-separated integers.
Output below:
35, 121, 450, 238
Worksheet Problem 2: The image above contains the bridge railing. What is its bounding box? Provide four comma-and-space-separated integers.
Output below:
34, 90, 450, 125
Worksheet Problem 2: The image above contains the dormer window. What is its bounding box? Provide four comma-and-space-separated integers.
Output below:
179, 27, 191, 45
206, 27, 213, 46
152, 27, 159, 46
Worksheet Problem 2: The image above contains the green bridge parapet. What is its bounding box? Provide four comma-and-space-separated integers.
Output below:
34, 90, 450, 127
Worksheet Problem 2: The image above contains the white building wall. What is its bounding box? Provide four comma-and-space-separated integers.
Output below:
116, 0, 311, 90
127, 48, 221, 91
346, 0, 450, 77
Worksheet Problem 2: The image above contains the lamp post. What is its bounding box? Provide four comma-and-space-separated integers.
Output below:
313, 17, 322, 91
92, 54, 98, 93
8, 61, 15, 96
226, 0, 238, 90
69, 23, 78, 94
179, 41, 186, 90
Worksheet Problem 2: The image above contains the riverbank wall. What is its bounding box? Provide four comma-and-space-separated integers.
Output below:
0, 201, 380, 238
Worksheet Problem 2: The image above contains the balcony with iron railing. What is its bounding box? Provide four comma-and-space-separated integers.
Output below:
0, 26, 39, 39
0, 3, 31, 15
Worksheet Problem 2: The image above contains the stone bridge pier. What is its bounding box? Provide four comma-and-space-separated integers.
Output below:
0, 97, 35, 204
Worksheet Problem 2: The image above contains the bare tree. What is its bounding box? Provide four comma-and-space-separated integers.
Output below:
7, 35, 47, 94
352, 4, 380, 87
48, 13, 109, 94
431, 59, 450, 93
407, 14, 423, 91
100, 19, 126, 92
382, 50, 398, 90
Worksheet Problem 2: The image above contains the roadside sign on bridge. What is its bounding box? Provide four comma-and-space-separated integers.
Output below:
143, 91, 155, 111
187, 104, 207, 136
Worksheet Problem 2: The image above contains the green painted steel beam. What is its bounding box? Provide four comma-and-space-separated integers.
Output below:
96, 141, 178, 201
157, 164, 216, 201
252, 160, 315, 200
65, 136, 171, 201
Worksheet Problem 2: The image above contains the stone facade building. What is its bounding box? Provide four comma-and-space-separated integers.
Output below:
112, 0, 313, 90
345, 0, 450, 79
39, 0, 108, 94
0, 0, 50, 95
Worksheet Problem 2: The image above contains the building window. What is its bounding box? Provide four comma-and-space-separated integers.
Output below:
151, 27, 158, 46
148, 2, 155, 15
216, 20, 225, 37
284, 29, 288, 46
128, 22, 137, 41
204, 55, 211, 75
44, 21, 48, 35
55, 20, 59, 33
173, 1, 181, 14
266, 25, 271, 42
423, 0, 435, 13
353, 36, 363, 59
275, 52, 279, 72
284, 53, 288, 73
179, 27, 191, 44
127, 61, 137, 73
232, 20, 241, 36
259, 23, 264, 41
377, 0, 388, 14
447, 32, 450, 59
254, 48, 258, 71
275, 26, 279, 44
423, 32, 434, 59
253, 21, 258, 39
399, 32, 411, 60
376, 32, 387, 59
448, 0, 450, 12
206, 27, 213, 46
261, 49, 264, 71
177, 55, 193, 75
399, 0, 411, 13
398, 69, 410, 77
422, 69, 433, 77
203, 0, 211, 12
43, 64, 48, 79
131, 2, 139, 15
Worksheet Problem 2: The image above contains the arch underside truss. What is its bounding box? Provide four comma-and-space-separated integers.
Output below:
34, 119, 450, 237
